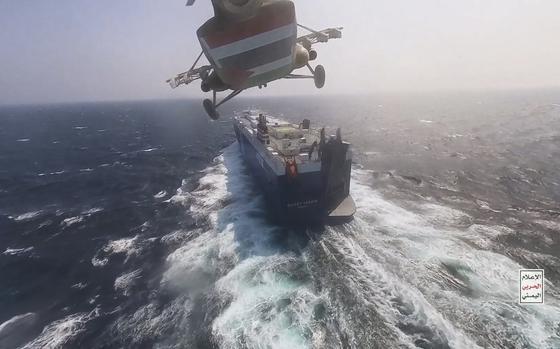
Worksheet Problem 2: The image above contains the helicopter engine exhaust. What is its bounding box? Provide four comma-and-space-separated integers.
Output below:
212, 0, 263, 21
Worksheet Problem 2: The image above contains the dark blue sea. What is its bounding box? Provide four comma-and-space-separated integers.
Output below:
1, 93, 559, 349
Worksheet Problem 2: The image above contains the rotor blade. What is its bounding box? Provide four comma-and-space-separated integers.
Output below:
186, 0, 196, 6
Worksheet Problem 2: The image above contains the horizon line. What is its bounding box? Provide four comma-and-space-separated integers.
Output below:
2, 85, 560, 108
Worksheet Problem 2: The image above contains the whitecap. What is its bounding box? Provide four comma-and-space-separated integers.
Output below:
104, 236, 140, 256
534, 220, 560, 231
21, 311, 97, 349
114, 269, 142, 296
61, 216, 84, 227
161, 229, 200, 246
91, 256, 108, 267
3, 247, 34, 256
71, 282, 87, 290
91, 236, 141, 267
82, 207, 103, 215
153, 190, 167, 199
16, 138, 30, 142
13, 211, 42, 221
110, 298, 193, 347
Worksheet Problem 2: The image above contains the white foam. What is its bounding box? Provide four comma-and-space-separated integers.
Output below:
114, 269, 142, 296
212, 254, 321, 349
22, 311, 97, 349
105, 236, 139, 256
111, 297, 193, 347
534, 219, 560, 231
61, 216, 84, 227
154, 190, 167, 199
161, 230, 192, 245
111, 144, 560, 348
71, 282, 87, 290
161, 144, 321, 348
343, 168, 560, 348
82, 207, 103, 215
37, 171, 67, 177
3, 247, 34, 256
91, 235, 141, 267
16, 138, 30, 142
91, 256, 108, 267
13, 211, 42, 221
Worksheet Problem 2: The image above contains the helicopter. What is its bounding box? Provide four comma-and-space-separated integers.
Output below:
166, 0, 343, 120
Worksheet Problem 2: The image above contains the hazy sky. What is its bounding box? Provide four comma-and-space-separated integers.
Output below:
1, 0, 559, 105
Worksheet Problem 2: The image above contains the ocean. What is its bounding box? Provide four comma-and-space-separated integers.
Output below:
1, 92, 559, 348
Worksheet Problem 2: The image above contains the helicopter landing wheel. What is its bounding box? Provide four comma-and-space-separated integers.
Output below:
201, 81, 211, 92
309, 50, 318, 61
203, 99, 220, 120
314, 65, 326, 89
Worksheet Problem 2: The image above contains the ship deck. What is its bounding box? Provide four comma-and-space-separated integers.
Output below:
235, 110, 323, 169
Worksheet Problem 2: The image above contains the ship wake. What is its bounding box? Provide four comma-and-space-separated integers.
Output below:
105, 143, 560, 349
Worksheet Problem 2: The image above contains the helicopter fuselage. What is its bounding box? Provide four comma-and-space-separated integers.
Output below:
197, 0, 299, 90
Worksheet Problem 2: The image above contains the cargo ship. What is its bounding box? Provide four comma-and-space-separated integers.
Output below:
233, 110, 355, 224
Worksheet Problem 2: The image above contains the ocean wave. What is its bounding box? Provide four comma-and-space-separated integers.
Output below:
82, 207, 103, 215
334, 168, 560, 348
0, 313, 38, 349
106, 143, 560, 348
110, 298, 194, 348
91, 235, 142, 267
3, 247, 34, 256
61, 216, 84, 228
154, 190, 167, 199
21, 311, 97, 349
114, 269, 142, 296
12, 211, 43, 222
